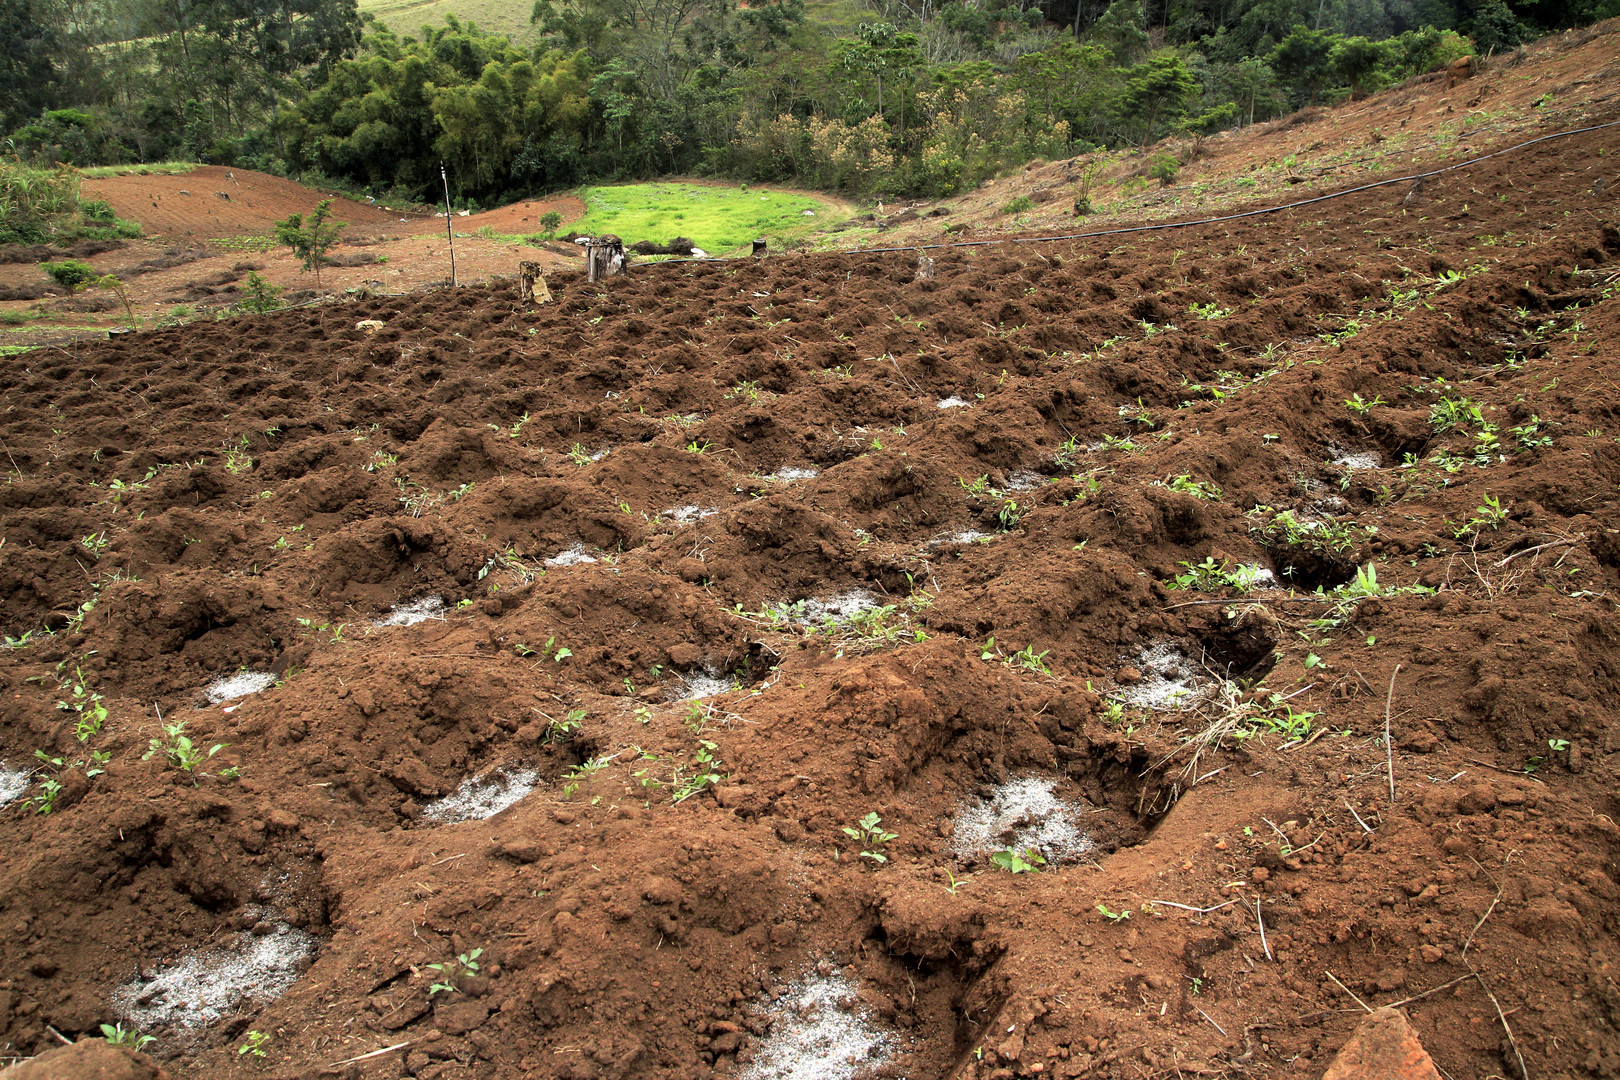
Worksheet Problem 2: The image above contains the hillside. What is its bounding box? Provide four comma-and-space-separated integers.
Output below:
359, 0, 540, 45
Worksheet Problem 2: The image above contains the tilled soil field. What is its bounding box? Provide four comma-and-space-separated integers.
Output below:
1, 116, 1618, 1080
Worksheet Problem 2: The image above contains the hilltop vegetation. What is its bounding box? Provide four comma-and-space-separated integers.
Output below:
3, 0, 1615, 211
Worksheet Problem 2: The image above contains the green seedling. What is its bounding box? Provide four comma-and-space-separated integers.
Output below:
101, 1023, 155, 1051
843, 811, 899, 863
544, 709, 585, 743
1096, 903, 1132, 922
1163, 474, 1221, 500
944, 869, 972, 895
670, 740, 724, 803
990, 848, 1045, 873
1010, 644, 1052, 675
1344, 393, 1384, 415
238, 1030, 270, 1058
1166, 557, 1263, 592
143, 718, 224, 782
426, 948, 482, 995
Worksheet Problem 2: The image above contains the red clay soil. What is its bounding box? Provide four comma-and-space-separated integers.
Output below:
1, 101, 1619, 1080
80, 166, 434, 240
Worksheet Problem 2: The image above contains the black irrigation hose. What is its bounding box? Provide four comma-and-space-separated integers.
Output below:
643, 117, 1620, 266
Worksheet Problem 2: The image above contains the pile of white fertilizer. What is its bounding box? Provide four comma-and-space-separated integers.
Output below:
113, 919, 317, 1029
737, 973, 899, 1080
1112, 641, 1213, 710
371, 595, 447, 628
204, 671, 277, 704
951, 776, 1096, 865
422, 767, 539, 823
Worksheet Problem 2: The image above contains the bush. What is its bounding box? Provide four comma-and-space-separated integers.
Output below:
1148, 154, 1180, 186
540, 210, 562, 234
40, 260, 98, 292
235, 272, 285, 313
1001, 195, 1036, 215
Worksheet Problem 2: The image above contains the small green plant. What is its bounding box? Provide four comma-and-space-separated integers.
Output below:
143, 718, 224, 782
1428, 396, 1480, 433
236, 272, 284, 314
726, 380, 762, 402
1187, 301, 1229, 320
544, 708, 584, 743
670, 740, 725, 802
685, 439, 716, 454
1010, 644, 1052, 675
1453, 493, 1507, 538
238, 1030, 271, 1058
1163, 474, 1221, 500
57, 664, 108, 743
1001, 195, 1036, 215
1344, 393, 1384, 415
101, 1023, 155, 1051
540, 210, 563, 234
80, 530, 109, 553
990, 848, 1046, 873
273, 199, 346, 288
1509, 416, 1551, 451
944, 869, 972, 895
1166, 557, 1264, 592
997, 499, 1023, 530
426, 948, 483, 995
843, 811, 899, 863
1096, 903, 1132, 922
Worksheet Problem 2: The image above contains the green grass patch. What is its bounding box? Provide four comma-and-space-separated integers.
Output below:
213, 234, 276, 253
562, 183, 831, 255
0, 344, 39, 356
77, 162, 200, 178
359, 0, 537, 45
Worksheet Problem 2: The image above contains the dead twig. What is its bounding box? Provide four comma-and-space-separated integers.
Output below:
326, 1041, 413, 1068
1254, 899, 1272, 961
1383, 974, 1473, 1010
1147, 899, 1240, 914
1494, 534, 1583, 568
1324, 970, 1373, 1013
1194, 1004, 1227, 1036
1384, 663, 1402, 804
1343, 799, 1374, 833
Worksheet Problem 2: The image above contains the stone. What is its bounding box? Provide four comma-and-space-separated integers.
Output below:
1321, 1007, 1442, 1080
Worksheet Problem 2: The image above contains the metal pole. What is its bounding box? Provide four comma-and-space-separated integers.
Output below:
440, 162, 457, 288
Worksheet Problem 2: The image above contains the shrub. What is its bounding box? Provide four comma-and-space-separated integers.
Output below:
1001, 195, 1036, 215
540, 210, 562, 234
1148, 154, 1180, 186
40, 260, 98, 292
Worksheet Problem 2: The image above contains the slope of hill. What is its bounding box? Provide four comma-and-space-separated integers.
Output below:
0, 19, 1618, 1080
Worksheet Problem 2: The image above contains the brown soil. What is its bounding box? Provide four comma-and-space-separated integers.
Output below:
1, 30, 1619, 1080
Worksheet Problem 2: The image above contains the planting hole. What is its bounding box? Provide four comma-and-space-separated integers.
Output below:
1330, 449, 1381, 470
1112, 641, 1214, 711
672, 669, 736, 700
765, 466, 819, 483
1002, 471, 1043, 491
204, 670, 277, 704
545, 545, 598, 568
737, 972, 903, 1080
372, 595, 447, 628
113, 915, 317, 1031
664, 505, 720, 525
422, 766, 539, 823
929, 529, 998, 548
950, 776, 1097, 866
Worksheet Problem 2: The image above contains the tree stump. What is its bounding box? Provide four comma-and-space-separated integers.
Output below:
751, 238, 767, 257
586, 235, 626, 282
914, 252, 935, 281
518, 261, 552, 304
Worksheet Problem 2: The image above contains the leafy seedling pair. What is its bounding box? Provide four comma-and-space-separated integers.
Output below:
843, 812, 898, 863
427, 948, 483, 995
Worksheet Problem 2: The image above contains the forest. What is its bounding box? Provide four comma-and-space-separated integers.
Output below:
2, 0, 1615, 204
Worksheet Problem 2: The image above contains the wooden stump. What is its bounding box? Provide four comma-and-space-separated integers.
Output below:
751, 238, 767, 257
518, 261, 552, 305
586, 235, 626, 282
914, 253, 935, 281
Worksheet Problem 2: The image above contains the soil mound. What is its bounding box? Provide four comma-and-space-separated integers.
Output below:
0, 113, 1618, 1080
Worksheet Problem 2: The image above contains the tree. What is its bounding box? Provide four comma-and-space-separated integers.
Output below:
1119, 50, 1197, 142
540, 210, 562, 233
1329, 34, 1386, 97
1269, 25, 1337, 106
274, 200, 345, 288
